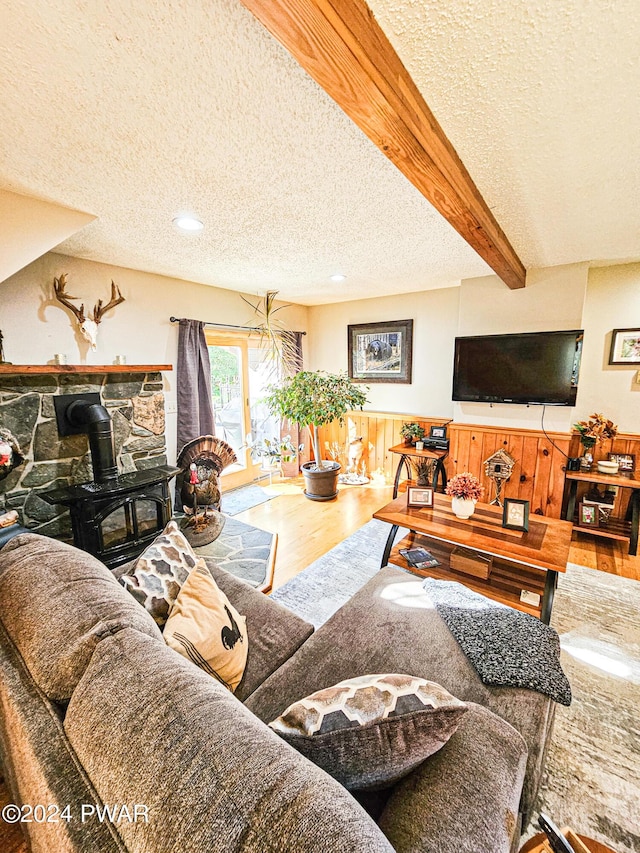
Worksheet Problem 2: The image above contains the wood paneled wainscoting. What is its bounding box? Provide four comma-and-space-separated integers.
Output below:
319, 412, 573, 518
319, 412, 640, 524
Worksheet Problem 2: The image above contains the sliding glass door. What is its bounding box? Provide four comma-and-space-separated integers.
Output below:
207, 331, 280, 489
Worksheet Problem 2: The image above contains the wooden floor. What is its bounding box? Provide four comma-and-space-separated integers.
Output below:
2, 477, 638, 852
241, 476, 640, 587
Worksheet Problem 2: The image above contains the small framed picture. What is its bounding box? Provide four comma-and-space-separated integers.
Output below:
609, 328, 640, 365
407, 486, 434, 508
429, 425, 447, 440
608, 452, 635, 472
502, 498, 529, 531
577, 502, 599, 527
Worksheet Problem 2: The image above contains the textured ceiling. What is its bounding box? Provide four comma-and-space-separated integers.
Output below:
0, 0, 638, 304
368, 0, 640, 269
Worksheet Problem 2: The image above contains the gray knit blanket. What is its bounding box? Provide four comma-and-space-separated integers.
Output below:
422, 579, 571, 706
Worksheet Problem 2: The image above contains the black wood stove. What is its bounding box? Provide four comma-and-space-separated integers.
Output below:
42, 393, 179, 569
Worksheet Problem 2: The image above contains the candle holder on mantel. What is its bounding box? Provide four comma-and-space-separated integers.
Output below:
0, 330, 10, 364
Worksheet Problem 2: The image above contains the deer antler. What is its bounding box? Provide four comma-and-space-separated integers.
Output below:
53, 274, 86, 322
93, 280, 125, 324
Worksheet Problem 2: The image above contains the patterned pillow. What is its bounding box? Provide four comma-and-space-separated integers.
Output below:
164, 560, 248, 692
120, 520, 198, 626
268, 674, 468, 790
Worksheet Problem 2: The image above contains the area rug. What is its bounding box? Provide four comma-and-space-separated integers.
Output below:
221, 484, 274, 516
273, 522, 640, 853
194, 517, 275, 588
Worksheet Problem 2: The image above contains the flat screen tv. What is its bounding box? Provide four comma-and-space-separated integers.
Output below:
452, 330, 584, 406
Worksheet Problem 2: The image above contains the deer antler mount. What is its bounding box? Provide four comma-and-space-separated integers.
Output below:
53, 274, 125, 350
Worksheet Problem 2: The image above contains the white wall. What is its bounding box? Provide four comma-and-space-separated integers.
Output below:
0, 251, 309, 461
578, 263, 640, 431
307, 286, 460, 416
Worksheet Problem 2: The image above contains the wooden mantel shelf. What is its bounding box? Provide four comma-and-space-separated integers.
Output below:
0, 364, 172, 375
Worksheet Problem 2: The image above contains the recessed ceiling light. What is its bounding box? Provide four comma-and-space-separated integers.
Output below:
173, 215, 204, 232
330, 273, 346, 282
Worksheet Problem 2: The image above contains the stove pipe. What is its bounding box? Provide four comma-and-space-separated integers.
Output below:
66, 399, 118, 483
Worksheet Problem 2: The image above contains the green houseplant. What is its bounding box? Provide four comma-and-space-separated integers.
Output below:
264, 371, 368, 500
400, 422, 426, 445
250, 435, 298, 468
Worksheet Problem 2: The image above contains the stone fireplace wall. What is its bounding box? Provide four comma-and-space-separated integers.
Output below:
0, 371, 167, 540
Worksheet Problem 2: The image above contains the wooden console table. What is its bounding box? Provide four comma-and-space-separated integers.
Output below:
374, 494, 573, 623
564, 470, 640, 555
389, 442, 448, 497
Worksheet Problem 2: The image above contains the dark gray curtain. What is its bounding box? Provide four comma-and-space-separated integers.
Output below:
176, 319, 215, 453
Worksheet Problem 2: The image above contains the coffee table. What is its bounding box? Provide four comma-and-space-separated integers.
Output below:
373, 493, 573, 623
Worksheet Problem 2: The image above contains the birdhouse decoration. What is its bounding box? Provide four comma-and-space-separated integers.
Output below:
483, 449, 516, 506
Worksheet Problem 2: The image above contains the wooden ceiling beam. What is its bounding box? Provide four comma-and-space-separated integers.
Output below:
240, 0, 526, 289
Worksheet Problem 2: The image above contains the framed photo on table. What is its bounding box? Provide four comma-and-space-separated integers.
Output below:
608, 452, 635, 472
429, 425, 447, 440
407, 486, 434, 508
609, 328, 640, 364
502, 498, 529, 532
577, 502, 599, 528
348, 319, 413, 383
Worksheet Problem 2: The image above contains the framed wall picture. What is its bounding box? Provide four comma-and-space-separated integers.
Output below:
502, 498, 529, 532
609, 328, 640, 365
407, 486, 434, 508
608, 452, 635, 472
348, 319, 413, 383
577, 502, 599, 527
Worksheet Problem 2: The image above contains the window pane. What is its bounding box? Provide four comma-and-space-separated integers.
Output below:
249, 344, 281, 448
208, 344, 245, 466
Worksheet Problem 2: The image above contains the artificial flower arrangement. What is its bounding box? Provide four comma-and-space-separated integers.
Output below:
445, 472, 484, 501
573, 413, 618, 450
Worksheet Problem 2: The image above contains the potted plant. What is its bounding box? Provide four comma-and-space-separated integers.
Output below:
264, 371, 368, 500
573, 413, 617, 469
250, 435, 298, 470
400, 422, 426, 446
445, 472, 484, 519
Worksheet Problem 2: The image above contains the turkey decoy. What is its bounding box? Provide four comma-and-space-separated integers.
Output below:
177, 435, 237, 532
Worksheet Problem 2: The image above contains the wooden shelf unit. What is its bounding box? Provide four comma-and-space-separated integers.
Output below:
390, 532, 546, 618
0, 364, 172, 375
564, 469, 640, 555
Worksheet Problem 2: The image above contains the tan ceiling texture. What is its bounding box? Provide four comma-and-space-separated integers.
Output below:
1, 0, 638, 304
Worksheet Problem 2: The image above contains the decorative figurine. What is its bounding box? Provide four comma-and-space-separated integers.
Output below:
0, 329, 9, 364
53, 273, 125, 350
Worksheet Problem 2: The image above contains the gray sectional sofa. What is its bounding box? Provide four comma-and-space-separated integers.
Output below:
0, 530, 554, 852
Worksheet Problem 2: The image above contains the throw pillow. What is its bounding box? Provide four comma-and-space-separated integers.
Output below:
119, 520, 198, 626
268, 673, 468, 790
164, 560, 248, 692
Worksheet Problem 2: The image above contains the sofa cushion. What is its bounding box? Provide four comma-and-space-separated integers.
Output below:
164, 559, 248, 692
378, 702, 527, 853
64, 628, 394, 853
0, 533, 162, 701
246, 564, 554, 818
0, 619, 127, 853
207, 563, 314, 702
119, 520, 198, 626
268, 673, 468, 790
115, 558, 315, 702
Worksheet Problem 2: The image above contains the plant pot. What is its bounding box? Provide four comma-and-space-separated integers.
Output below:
451, 497, 477, 520
403, 437, 414, 446
301, 461, 341, 501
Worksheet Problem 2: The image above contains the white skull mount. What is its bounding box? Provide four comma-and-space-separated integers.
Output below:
53, 274, 125, 351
